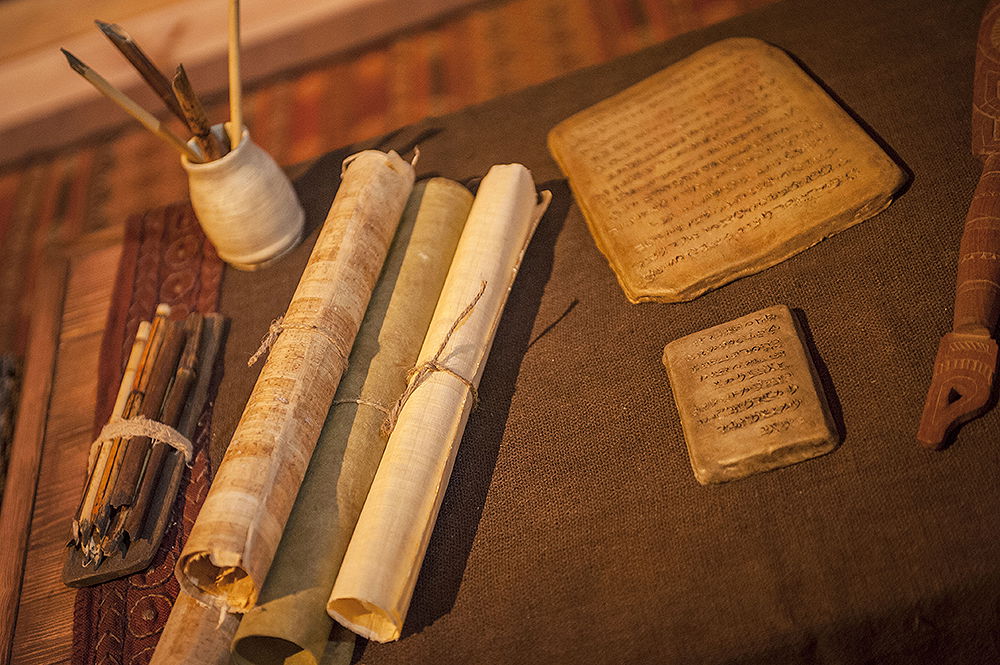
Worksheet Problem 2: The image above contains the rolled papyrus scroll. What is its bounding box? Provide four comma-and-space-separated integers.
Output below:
149, 592, 240, 665
176, 150, 415, 613
327, 163, 550, 642
231, 179, 473, 665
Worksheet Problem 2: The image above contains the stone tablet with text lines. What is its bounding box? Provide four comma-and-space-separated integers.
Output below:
662, 305, 837, 484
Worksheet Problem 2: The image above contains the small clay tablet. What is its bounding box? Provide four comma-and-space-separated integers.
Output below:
662, 305, 837, 484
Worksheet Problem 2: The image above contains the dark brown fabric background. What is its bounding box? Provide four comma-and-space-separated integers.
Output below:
212, 0, 1000, 662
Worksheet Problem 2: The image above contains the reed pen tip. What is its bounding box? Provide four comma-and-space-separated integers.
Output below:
61, 48, 87, 75
95, 19, 129, 41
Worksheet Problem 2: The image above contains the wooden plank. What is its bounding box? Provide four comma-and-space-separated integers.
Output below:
0, 254, 68, 665
10, 243, 122, 665
0, 0, 182, 62
0, 0, 479, 166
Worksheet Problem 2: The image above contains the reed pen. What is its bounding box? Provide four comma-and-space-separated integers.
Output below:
87, 305, 170, 555
227, 0, 243, 149
94, 20, 187, 124
123, 314, 203, 545
61, 49, 203, 162
172, 65, 225, 160
73, 321, 151, 545
107, 320, 187, 510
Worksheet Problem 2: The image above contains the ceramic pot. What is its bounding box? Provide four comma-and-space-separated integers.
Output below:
182, 124, 304, 270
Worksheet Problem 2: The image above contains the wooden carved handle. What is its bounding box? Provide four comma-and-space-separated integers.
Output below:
917, 0, 1000, 448
953, 153, 1000, 334
962, 0, 1000, 333
959, 0, 1000, 333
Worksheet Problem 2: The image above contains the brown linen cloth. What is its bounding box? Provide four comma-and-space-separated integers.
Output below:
211, 0, 1000, 662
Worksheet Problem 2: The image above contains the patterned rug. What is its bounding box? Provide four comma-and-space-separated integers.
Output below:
0, 0, 775, 360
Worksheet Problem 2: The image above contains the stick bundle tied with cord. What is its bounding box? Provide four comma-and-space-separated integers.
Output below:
65, 307, 228, 585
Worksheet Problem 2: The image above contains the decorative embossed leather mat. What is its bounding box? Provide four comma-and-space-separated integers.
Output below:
71, 205, 222, 665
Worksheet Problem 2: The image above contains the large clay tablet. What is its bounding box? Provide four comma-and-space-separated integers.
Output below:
662, 305, 837, 484
549, 38, 906, 303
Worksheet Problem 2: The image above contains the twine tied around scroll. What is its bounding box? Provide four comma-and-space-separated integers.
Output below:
331, 398, 392, 416
380, 281, 487, 437
248, 317, 350, 370
89, 415, 194, 466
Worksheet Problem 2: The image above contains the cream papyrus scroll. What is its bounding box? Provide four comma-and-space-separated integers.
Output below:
149, 591, 240, 665
176, 150, 414, 613
327, 163, 550, 642
230, 179, 473, 665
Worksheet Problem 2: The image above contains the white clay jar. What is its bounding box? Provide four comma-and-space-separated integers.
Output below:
182, 124, 304, 270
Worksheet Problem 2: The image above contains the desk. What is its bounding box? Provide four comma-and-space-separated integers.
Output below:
4, 0, 1000, 662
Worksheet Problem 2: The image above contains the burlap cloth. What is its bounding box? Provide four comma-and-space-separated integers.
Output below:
210, 0, 1000, 662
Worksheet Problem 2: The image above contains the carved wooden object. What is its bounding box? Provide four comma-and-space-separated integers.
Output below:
918, 0, 1000, 448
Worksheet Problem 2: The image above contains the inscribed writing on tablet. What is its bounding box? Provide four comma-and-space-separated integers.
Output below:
662, 305, 837, 484
549, 38, 906, 302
